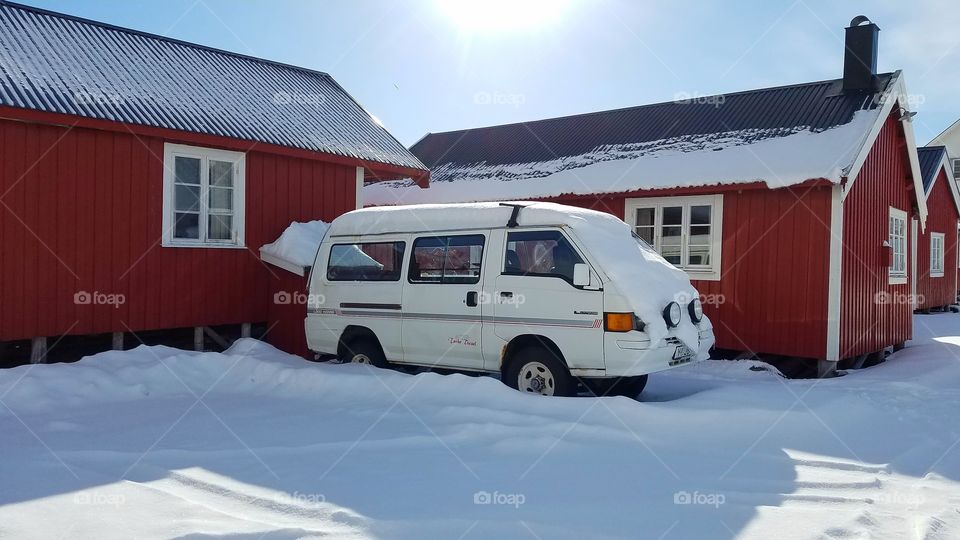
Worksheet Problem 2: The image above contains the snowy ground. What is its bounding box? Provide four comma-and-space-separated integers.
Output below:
1, 315, 959, 539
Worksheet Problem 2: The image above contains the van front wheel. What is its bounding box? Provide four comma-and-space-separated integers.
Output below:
506, 347, 576, 397
340, 339, 388, 368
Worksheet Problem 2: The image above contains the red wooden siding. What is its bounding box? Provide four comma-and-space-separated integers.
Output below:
548, 183, 835, 359
915, 169, 960, 310
0, 117, 358, 342
839, 113, 915, 358
265, 271, 312, 359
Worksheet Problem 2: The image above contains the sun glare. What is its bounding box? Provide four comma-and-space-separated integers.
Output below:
437, 0, 571, 32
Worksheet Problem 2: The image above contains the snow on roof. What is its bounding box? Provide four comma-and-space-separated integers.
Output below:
365, 110, 881, 205
0, 2, 427, 173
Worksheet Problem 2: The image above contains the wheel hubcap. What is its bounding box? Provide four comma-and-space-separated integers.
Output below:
352, 353, 371, 364
518, 361, 556, 396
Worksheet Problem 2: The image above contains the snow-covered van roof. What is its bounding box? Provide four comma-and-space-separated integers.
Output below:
365, 71, 923, 208
0, 2, 427, 176
327, 201, 606, 237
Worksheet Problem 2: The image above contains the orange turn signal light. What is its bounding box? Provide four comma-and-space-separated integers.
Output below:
604, 312, 635, 332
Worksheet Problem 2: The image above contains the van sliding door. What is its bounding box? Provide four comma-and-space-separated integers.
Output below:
401, 232, 488, 369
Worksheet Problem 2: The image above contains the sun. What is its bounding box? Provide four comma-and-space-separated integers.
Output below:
436, 0, 572, 32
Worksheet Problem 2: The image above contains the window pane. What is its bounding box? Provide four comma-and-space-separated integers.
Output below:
688, 245, 711, 266
662, 206, 682, 226
209, 187, 233, 211
208, 214, 233, 240
174, 156, 200, 185
691, 205, 711, 225
409, 235, 484, 284
505, 230, 583, 282
174, 212, 199, 239
661, 244, 681, 265
209, 160, 234, 187
175, 184, 199, 212
327, 242, 403, 281
689, 225, 711, 244
635, 207, 655, 227
444, 235, 485, 284
635, 226, 655, 245
662, 226, 682, 238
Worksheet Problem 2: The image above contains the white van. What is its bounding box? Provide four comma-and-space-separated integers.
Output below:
305, 202, 714, 397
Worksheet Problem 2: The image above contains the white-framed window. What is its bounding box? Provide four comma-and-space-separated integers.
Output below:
930, 232, 945, 278
888, 207, 907, 284
162, 143, 245, 248
624, 194, 723, 281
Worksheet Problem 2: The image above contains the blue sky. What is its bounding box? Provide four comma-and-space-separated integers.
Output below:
16, 0, 960, 146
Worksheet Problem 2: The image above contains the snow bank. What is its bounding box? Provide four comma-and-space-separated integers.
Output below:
3, 318, 960, 539
364, 110, 878, 205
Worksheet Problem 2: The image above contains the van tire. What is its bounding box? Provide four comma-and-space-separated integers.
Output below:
340, 338, 388, 368
505, 346, 577, 397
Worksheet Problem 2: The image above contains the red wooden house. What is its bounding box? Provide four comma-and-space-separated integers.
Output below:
367, 17, 927, 374
913, 146, 960, 311
0, 2, 428, 362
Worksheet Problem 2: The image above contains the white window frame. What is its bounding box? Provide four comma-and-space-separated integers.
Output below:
930, 232, 945, 278
162, 143, 246, 248
888, 207, 908, 284
624, 194, 723, 281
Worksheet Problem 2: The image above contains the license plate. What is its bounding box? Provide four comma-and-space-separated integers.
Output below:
673, 344, 694, 360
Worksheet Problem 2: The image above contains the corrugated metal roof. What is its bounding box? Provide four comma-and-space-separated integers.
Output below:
0, 1, 426, 172
412, 75, 893, 171
917, 146, 946, 193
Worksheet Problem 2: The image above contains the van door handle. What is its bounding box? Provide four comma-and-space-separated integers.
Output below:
500, 291, 513, 298
466, 291, 478, 307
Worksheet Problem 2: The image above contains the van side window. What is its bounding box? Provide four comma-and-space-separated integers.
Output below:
409, 235, 484, 284
327, 242, 404, 281
504, 230, 583, 283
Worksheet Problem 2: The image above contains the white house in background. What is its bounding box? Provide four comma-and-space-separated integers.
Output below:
930, 119, 960, 178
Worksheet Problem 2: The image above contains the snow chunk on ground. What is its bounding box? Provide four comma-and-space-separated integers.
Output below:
365, 110, 878, 205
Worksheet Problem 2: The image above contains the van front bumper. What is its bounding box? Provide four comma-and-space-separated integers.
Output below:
584, 327, 714, 378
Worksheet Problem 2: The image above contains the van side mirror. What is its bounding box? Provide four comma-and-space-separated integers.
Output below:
572, 263, 590, 287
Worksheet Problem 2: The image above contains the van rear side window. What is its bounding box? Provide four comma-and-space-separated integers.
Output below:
504, 230, 583, 283
327, 242, 405, 281
409, 235, 485, 284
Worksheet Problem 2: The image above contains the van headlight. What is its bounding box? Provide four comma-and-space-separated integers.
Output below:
688, 298, 703, 323
663, 302, 681, 327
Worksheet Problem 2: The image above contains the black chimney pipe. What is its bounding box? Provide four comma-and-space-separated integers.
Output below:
843, 16, 880, 92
